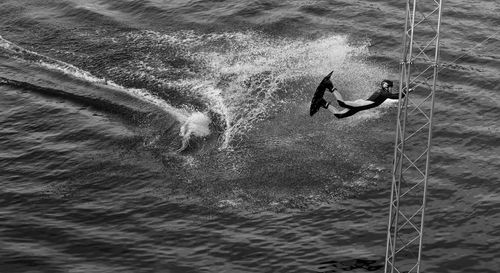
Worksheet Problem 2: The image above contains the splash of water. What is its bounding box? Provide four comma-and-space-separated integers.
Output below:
133, 30, 390, 149
178, 112, 212, 152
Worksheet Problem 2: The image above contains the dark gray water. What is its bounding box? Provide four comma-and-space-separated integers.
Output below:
0, 0, 499, 272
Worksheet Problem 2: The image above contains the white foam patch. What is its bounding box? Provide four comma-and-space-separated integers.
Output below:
178, 112, 212, 152
181, 112, 211, 138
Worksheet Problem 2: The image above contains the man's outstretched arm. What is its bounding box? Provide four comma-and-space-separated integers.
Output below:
388, 88, 413, 99
388, 92, 402, 99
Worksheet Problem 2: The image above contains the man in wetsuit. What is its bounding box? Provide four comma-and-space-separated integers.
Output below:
323, 80, 410, 118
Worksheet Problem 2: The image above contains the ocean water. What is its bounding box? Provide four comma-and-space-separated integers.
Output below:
0, 0, 499, 272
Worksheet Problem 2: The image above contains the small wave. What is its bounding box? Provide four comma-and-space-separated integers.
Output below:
0, 76, 140, 120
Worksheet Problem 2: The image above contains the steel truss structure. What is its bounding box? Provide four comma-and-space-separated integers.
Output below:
384, 0, 443, 272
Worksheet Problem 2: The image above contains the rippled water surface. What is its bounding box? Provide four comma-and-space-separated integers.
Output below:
0, 0, 499, 272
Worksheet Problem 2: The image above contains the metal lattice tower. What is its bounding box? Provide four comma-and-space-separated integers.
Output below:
384, 0, 443, 272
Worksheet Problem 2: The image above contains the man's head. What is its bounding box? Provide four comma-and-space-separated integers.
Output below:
381, 80, 394, 91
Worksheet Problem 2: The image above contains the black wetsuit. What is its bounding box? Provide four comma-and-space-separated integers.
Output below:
334, 88, 404, 118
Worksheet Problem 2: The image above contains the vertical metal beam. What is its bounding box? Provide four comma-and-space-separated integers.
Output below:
385, 1, 411, 272
416, 2, 443, 272
385, 0, 443, 272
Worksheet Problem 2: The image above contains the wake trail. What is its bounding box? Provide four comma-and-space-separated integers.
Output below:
0, 35, 212, 147
0, 35, 190, 122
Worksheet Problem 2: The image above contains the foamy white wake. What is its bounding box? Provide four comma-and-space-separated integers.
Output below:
0, 35, 209, 147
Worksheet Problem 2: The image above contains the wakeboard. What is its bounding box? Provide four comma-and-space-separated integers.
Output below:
310, 71, 334, 116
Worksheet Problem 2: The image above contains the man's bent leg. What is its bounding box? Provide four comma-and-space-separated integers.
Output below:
340, 99, 374, 108
334, 108, 359, 119
332, 90, 344, 101
326, 104, 348, 115
332, 91, 373, 108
